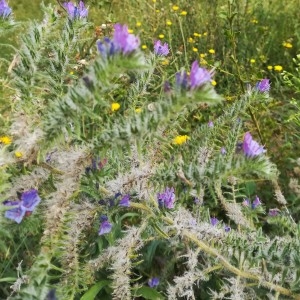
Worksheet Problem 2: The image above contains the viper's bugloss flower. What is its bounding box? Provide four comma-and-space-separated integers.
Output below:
175, 70, 189, 89
242, 199, 250, 206
154, 40, 169, 56
63, 1, 88, 19
148, 277, 159, 288
157, 187, 175, 209
113, 23, 140, 54
119, 194, 130, 207
97, 37, 116, 57
242, 132, 266, 157
0, 0, 12, 18
256, 79, 270, 92
98, 216, 112, 235
268, 208, 279, 216
190, 60, 211, 89
252, 195, 261, 209
224, 225, 231, 232
3, 190, 41, 223
210, 217, 219, 226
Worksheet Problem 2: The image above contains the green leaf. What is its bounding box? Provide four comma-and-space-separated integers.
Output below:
80, 280, 111, 300
136, 286, 165, 300
0, 277, 17, 283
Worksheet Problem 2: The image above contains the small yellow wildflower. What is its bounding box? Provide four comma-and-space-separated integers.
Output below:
161, 59, 169, 65
200, 58, 208, 65
200, 53, 206, 58
203, 32, 208, 36
193, 32, 201, 37
0, 136, 12, 145
156, 9, 160, 13
251, 19, 258, 24
188, 37, 194, 43
15, 151, 23, 158
192, 47, 198, 52
211, 80, 217, 86
152, 0, 156, 2
283, 42, 292, 48
172, 5, 179, 11
70, 71, 74, 75
111, 103, 120, 112
141, 45, 147, 50
135, 108, 142, 113
180, 11, 187, 16
208, 49, 215, 54
225, 96, 234, 101
166, 20, 172, 26
267, 65, 273, 70
250, 59, 256, 64
136, 21, 142, 27
159, 34, 165, 39
173, 135, 190, 145
128, 29, 134, 34
274, 65, 283, 72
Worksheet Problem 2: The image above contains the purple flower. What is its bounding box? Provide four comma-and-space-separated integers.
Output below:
252, 195, 261, 209
175, 71, 189, 90
119, 194, 130, 207
3, 190, 41, 223
242, 199, 250, 207
97, 37, 116, 57
113, 24, 140, 54
164, 81, 171, 93
224, 225, 231, 232
242, 132, 266, 157
190, 60, 211, 89
98, 216, 112, 235
157, 187, 175, 209
154, 40, 169, 56
63, 1, 88, 19
220, 147, 226, 155
268, 208, 279, 217
256, 79, 270, 93
148, 277, 159, 288
0, 0, 11, 18
208, 121, 214, 128
210, 217, 219, 226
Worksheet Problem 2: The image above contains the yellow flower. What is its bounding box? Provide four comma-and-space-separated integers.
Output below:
200, 58, 207, 65
180, 11, 187, 16
156, 9, 160, 13
161, 59, 169, 65
192, 47, 198, 52
166, 20, 172, 26
267, 65, 273, 70
70, 71, 74, 75
15, 151, 23, 158
251, 19, 258, 24
274, 65, 283, 72
158, 34, 165, 39
283, 42, 292, 48
0, 136, 12, 145
128, 29, 134, 34
250, 59, 256, 64
136, 21, 142, 27
188, 37, 194, 43
152, 0, 156, 2
111, 103, 120, 112
211, 80, 217, 86
135, 108, 142, 113
193, 32, 201, 37
200, 53, 206, 58
172, 5, 179, 11
141, 45, 147, 50
208, 49, 215, 54
203, 32, 208, 36
173, 135, 190, 145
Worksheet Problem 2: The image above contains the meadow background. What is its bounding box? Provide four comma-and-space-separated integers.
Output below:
1, 0, 300, 299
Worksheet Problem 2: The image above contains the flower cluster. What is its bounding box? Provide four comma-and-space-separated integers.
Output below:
242, 195, 262, 209
0, 0, 11, 18
63, 1, 88, 20
242, 132, 266, 157
97, 24, 140, 57
3, 190, 41, 223
157, 187, 175, 209
256, 79, 270, 92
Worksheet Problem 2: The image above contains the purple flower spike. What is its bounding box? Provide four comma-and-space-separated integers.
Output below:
113, 24, 140, 54
0, 0, 11, 18
98, 218, 112, 235
21, 189, 41, 212
210, 217, 219, 226
256, 79, 270, 93
157, 187, 175, 209
190, 60, 211, 89
119, 194, 130, 207
148, 277, 159, 288
175, 71, 189, 90
242, 132, 266, 157
252, 195, 261, 209
154, 40, 169, 56
268, 208, 279, 217
63, 1, 88, 19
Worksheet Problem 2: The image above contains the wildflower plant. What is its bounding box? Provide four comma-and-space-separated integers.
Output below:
0, 1, 300, 300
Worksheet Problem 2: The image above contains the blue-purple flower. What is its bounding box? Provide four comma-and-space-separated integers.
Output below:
256, 79, 270, 93
119, 194, 130, 207
220, 147, 226, 155
175, 71, 189, 90
154, 40, 169, 56
268, 208, 279, 217
224, 225, 231, 232
0, 0, 11, 18
3, 189, 41, 224
190, 60, 211, 89
210, 217, 219, 226
97, 37, 117, 58
157, 187, 175, 209
252, 195, 261, 209
208, 121, 214, 128
98, 215, 112, 235
242, 199, 250, 207
242, 132, 266, 157
63, 1, 88, 19
148, 277, 159, 288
